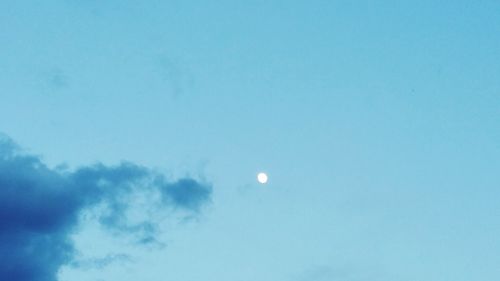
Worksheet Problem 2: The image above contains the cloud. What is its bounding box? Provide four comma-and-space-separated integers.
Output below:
47, 68, 70, 91
161, 178, 212, 211
0, 135, 212, 281
293, 265, 395, 281
294, 266, 349, 281
69, 253, 133, 270
154, 56, 194, 98
38, 68, 70, 94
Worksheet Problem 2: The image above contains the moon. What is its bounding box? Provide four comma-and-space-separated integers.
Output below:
257, 172, 268, 184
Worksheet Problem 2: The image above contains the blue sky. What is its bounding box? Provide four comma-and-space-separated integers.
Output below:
1, 1, 499, 281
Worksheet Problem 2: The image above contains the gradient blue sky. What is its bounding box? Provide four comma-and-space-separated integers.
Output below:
1, 1, 499, 281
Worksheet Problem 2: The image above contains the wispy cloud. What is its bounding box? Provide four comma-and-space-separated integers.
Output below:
154, 56, 194, 99
295, 266, 337, 281
69, 253, 133, 270
293, 265, 394, 281
46, 68, 70, 91
0, 134, 212, 281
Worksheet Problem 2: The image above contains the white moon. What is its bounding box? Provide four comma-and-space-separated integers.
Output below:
257, 172, 268, 184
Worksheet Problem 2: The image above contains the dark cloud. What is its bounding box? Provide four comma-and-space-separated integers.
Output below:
161, 178, 212, 211
0, 135, 212, 281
